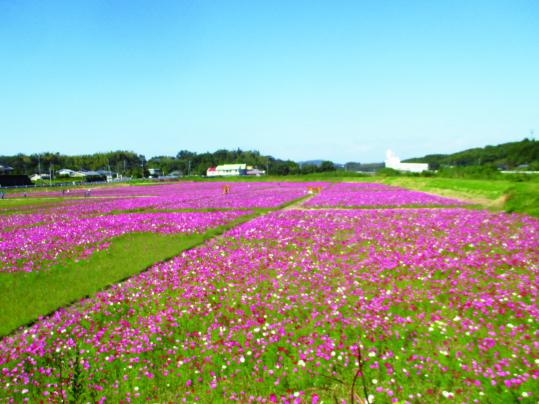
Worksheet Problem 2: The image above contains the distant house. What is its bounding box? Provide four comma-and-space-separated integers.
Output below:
207, 164, 247, 177
168, 170, 183, 178
246, 166, 266, 176
30, 173, 51, 181
385, 150, 428, 173
72, 171, 107, 182
57, 168, 76, 177
148, 168, 162, 178
73, 170, 97, 177
95, 170, 116, 182
0, 165, 14, 175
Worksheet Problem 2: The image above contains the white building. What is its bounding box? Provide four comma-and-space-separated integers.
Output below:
72, 171, 106, 179
57, 168, 76, 177
207, 164, 247, 177
30, 173, 51, 181
385, 150, 428, 173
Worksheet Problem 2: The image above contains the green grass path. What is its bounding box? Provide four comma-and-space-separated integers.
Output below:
0, 211, 262, 336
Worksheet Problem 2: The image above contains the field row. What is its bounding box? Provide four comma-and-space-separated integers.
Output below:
1, 210, 250, 272
1, 182, 465, 273
1, 208, 537, 402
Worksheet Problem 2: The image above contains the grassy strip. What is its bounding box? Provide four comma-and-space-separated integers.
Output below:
372, 177, 539, 217
504, 184, 539, 217
0, 211, 260, 337
0, 197, 75, 212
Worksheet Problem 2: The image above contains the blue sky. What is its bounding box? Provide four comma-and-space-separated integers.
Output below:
1, 0, 538, 163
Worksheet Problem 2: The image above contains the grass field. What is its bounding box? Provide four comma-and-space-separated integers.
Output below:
0, 197, 76, 211
0, 188, 309, 336
367, 176, 539, 217
0, 211, 264, 336
0, 232, 199, 336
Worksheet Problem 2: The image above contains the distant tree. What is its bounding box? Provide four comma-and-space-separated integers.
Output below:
376, 168, 401, 177
300, 164, 317, 174
344, 162, 362, 171
319, 161, 335, 172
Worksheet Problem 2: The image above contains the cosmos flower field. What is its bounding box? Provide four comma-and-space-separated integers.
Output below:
1, 182, 315, 272
303, 183, 465, 208
0, 210, 251, 272
1, 181, 538, 402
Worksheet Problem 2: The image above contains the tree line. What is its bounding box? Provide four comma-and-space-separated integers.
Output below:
0, 149, 338, 177
0, 151, 147, 177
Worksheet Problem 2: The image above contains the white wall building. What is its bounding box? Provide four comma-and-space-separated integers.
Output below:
385, 150, 428, 173
207, 164, 247, 177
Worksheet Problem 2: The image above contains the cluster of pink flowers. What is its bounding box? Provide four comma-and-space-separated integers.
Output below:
8, 182, 322, 210
0, 211, 249, 272
303, 183, 464, 207
1, 182, 330, 272
1, 207, 537, 402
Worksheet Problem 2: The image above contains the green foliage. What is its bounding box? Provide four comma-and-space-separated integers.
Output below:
145, 149, 301, 176
404, 138, 539, 170
319, 160, 335, 172
0, 151, 145, 178
436, 165, 502, 179
504, 184, 539, 217
1, 149, 345, 178
376, 168, 402, 177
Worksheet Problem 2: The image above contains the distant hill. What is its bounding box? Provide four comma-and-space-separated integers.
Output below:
299, 160, 344, 169
403, 138, 539, 170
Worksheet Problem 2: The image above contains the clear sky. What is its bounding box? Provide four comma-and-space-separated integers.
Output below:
1, 0, 538, 163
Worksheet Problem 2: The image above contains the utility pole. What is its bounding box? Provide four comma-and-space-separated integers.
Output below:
38, 155, 41, 174
188, 160, 191, 176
